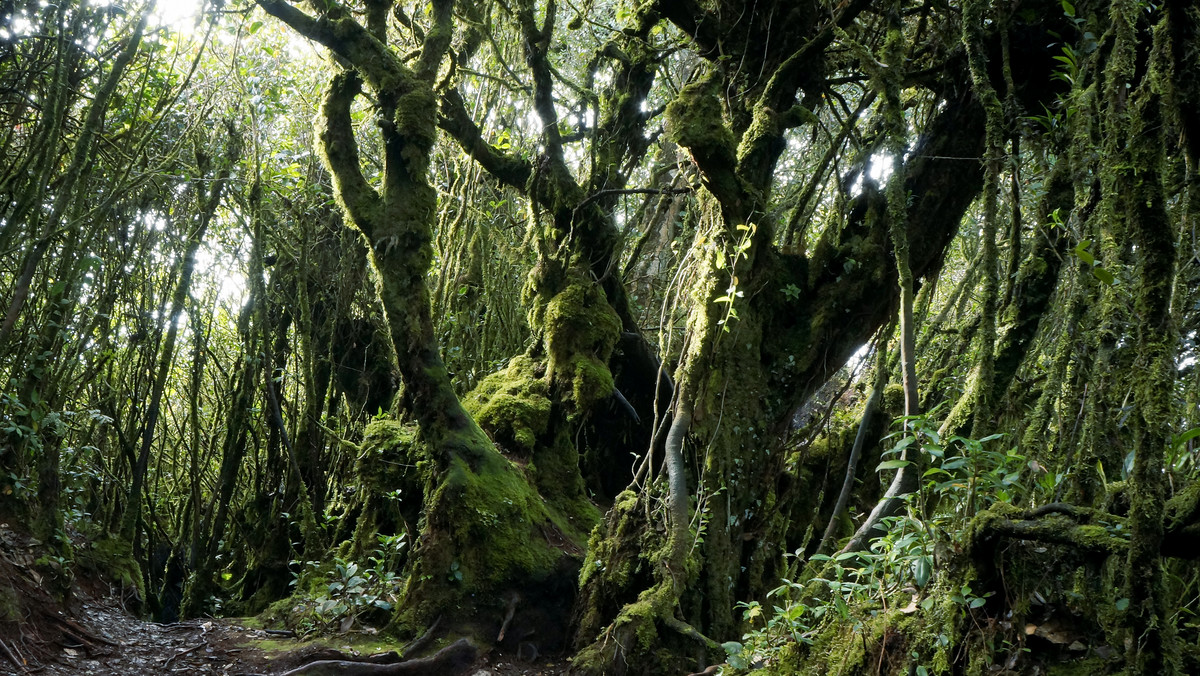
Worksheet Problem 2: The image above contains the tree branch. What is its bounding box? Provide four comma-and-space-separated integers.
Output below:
256, 0, 411, 94
317, 71, 382, 235
437, 89, 533, 190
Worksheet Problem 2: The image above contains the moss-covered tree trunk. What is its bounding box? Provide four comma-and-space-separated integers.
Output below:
569, 1, 1004, 668
1111, 4, 1177, 670
257, 0, 585, 638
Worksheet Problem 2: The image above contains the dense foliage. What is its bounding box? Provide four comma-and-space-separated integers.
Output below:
1, 0, 1198, 674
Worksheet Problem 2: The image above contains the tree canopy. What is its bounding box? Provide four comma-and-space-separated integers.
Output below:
1, 0, 1199, 674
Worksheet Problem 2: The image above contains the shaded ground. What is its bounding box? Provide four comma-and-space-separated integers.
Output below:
0, 521, 567, 676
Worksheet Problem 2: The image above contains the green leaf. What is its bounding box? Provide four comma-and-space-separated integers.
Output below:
913, 555, 932, 589
969, 597, 986, 609
1092, 266, 1115, 285
1172, 427, 1200, 450
724, 642, 748, 670
1115, 597, 1130, 611
249, 20, 263, 34
941, 458, 969, 471
876, 459, 912, 471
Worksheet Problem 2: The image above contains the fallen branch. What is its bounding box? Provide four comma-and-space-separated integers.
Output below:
972, 513, 1127, 556
971, 501, 1200, 561
661, 616, 720, 652
0, 637, 25, 672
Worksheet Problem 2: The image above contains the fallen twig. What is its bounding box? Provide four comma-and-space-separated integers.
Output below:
0, 637, 26, 672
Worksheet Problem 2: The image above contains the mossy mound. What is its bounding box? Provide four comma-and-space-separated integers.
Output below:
543, 282, 622, 412
78, 536, 145, 604
343, 420, 425, 561
463, 356, 552, 455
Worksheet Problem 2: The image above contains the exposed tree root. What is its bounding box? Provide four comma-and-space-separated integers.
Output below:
264, 638, 476, 676
399, 615, 440, 659
970, 498, 1200, 560
662, 616, 720, 652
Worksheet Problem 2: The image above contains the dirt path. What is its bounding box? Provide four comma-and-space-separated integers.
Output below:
5, 593, 569, 676
9, 598, 570, 676
1, 522, 567, 676
6, 598, 271, 675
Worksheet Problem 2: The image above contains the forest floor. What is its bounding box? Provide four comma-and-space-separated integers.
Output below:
0, 522, 567, 676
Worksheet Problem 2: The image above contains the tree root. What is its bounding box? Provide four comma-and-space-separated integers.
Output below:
399, 615, 441, 659
662, 616, 720, 652
970, 502, 1200, 560
248, 638, 476, 676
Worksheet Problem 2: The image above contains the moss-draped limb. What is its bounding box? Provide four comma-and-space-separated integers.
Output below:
969, 504, 1130, 558
1116, 10, 1177, 671
317, 72, 382, 232
574, 31, 995, 672
969, 495, 1200, 563
733, 0, 872, 190
990, 163, 1074, 405
1164, 4, 1200, 167
665, 73, 746, 215
944, 0, 1005, 438
437, 4, 669, 523
437, 90, 533, 190
839, 22, 921, 556
256, 0, 413, 94
786, 79, 986, 413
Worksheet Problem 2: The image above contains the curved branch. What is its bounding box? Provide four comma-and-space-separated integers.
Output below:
415, 0, 452, 81
317, 71, 382, 236
256, 0, 411, 94
972, 514, 1129, 556
437, 89, 532, 190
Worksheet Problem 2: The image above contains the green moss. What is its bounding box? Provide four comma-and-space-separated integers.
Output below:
346, 420, 425, 559
0, 585, 17, 622
360, 420, 422, 485
571, 581, 687, 676
882, 383, 906, 416
394, 441, 587, 632
80, 537, 145, 602
235, 628, 407, 658
441, 453, 559, 586
567, 355, 615, 409
666, 73, 736, 166
541, 282, 621, 412
463, 356, 551, 454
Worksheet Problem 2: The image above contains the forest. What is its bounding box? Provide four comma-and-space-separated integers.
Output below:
0, 0, 1198, 674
